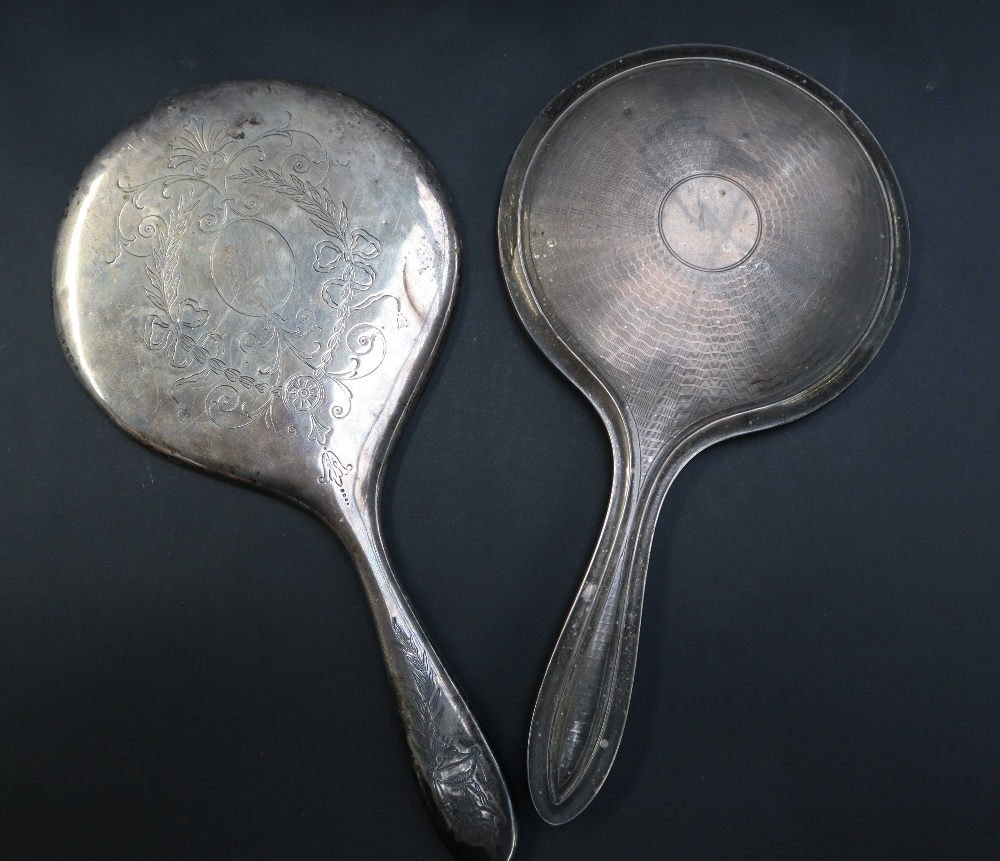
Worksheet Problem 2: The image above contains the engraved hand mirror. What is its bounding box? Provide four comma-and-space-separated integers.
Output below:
54, 80, 515, 860
498, 46, 908, 823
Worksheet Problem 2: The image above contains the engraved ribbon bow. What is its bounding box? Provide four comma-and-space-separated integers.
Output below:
144, 298, 216, 369
313, 227, 381, 308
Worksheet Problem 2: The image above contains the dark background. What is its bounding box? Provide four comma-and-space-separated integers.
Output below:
2, 1, 998, 858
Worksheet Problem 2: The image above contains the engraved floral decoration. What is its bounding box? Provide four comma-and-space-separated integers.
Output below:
113, 112, 409, 471
236, 166, 408, 370
167, 117, 239, 176
393, 618, 508, 857
140, 191, 219, 370
282, 373, 326, 412
112, 110, 500, 853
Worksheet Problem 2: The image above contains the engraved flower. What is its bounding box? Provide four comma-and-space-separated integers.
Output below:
313, 229, 380, 307
168, 117, 236, 173
282, 373, 326, 412
193, 151, 228, 177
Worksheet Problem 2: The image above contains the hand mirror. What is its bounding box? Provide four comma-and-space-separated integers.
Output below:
55, 80, 515, 860
498, 46, 908, 824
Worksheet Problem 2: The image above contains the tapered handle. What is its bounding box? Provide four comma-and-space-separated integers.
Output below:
356, 532, 517, 861
527, 469, 660, 825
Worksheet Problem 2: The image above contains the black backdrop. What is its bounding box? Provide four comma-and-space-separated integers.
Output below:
2, 1, 998, 859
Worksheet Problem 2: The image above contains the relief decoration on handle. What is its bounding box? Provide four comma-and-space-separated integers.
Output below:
391, 617, 507, 858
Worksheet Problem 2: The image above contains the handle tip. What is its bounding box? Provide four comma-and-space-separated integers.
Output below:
527, 707, 625, 826
427, 772, 517, 861
526, 756, 598, 826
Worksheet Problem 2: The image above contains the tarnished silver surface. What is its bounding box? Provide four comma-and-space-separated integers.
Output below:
499, 46, 908, 824
54, 80, 515, 861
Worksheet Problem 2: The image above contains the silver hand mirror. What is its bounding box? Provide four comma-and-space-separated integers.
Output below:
54, 80, 515, 860
498, 46, 908, 824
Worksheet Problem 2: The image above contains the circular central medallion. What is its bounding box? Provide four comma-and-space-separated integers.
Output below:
659, 174, 761, 271
212, 219, 295, 317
